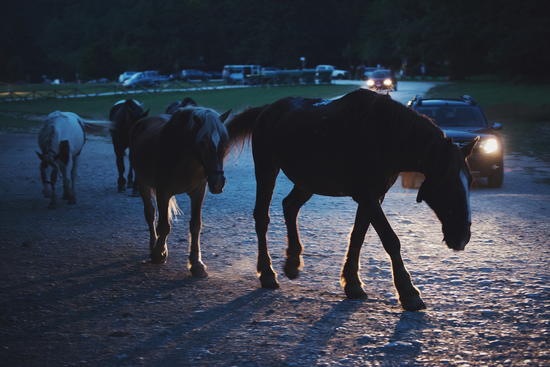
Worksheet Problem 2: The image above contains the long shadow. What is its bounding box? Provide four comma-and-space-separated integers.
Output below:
106, 288, 279, 365
0, 256, 142, 294
279, 298, 367, 366
378, 311, 430, 365
1, 258, 202, 336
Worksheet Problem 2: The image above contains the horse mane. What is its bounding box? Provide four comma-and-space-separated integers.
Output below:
357, 90, 452, 175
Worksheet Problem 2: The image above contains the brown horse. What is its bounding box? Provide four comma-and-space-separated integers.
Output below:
226, 89, 478, 310
130, 106, 230, 277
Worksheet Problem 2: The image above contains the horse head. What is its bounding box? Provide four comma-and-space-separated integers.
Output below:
179, 108, 231, 194
416, 136, 479, 251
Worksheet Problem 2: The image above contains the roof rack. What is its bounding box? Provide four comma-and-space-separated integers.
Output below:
461, 95, 477, 105
407, 94, 423, 107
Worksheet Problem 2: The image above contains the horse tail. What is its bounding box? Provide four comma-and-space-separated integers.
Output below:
151, 190, 182, 223
168, 196, 182, 223
225, 105, 266, 151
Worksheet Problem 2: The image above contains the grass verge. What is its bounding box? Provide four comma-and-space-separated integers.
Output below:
0, 84, 358, 133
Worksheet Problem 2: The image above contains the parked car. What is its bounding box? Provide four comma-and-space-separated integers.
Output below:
222, 65, 261, 84
365, 69, 397, 91
315, 65, 349, 79
180, 69, 211, 81
407, 95, 504, 187
122, 71, 169, 87
118, 71, 137, 83
363, 67, 377, 79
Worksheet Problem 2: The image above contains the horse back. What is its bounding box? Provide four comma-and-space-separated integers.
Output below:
41, 111, 86, 155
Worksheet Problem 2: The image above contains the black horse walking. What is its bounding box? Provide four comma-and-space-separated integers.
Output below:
109, 99, 148, 193
226, 89, 478, 310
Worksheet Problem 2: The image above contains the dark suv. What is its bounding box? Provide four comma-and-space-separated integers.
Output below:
407, 95, 504, 187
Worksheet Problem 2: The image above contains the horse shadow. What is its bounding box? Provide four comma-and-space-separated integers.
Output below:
111, 288, 280, 365
378, 311, 430, 365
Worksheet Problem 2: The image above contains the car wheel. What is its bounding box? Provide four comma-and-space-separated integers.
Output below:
487, 164, 504, 188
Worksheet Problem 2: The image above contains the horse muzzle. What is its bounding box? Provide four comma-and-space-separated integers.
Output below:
443, 223, 472, 251
444, 226, 471, 251
207, 173, 225, 194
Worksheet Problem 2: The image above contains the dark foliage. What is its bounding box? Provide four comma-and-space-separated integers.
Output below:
2, 0, 547, 82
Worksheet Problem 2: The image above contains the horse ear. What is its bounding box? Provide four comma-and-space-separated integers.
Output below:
219, 110, 231, 123
36, 151, 44, 160
182, 97, 197, 107
461, 136, 479, 158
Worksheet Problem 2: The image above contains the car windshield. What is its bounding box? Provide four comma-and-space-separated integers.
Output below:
416, 106, 487, 128
372, 70, 391, 78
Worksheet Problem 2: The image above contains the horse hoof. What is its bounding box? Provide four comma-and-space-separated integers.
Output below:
344, 284, 367, 299
190, 265, 208, 278
150, 252, 167, 264
283, 264, 300, 280
400, 296, 426, 311
259, 273, 280, 289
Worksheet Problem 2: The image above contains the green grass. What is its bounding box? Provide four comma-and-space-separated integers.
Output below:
0, 84, 358, 133
425, 81, 550, 160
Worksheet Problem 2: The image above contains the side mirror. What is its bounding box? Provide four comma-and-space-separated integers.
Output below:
491, 122, 503, 130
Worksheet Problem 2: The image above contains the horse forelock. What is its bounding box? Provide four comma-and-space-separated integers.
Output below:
191, 107, 228, 148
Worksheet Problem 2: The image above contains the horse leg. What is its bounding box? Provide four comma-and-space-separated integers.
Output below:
114, 145, 126, 192
282, 186, 312, 279
139, 185, 157, 252
366, 200, 426, 311
48, 166, 58, 209
59, 160, 72, 202
68, 155, 78, 204
151, 190, 171, 264
126, 150, 134, 187
341, 204, 370, 299
128, 161, 139, 197
187, 184, 208, 278
253, 163, 280, 289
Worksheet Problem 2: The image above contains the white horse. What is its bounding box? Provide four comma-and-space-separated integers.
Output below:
37, 111, 86, 208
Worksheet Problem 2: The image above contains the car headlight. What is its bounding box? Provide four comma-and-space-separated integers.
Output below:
383, 78, 393, 86
479, 138, 499, 154
366, 79, 374, 87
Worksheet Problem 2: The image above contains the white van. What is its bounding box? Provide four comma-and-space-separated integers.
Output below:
222, 65, 261, 84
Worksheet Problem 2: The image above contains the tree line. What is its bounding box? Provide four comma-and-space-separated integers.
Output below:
2, 0, 548, 83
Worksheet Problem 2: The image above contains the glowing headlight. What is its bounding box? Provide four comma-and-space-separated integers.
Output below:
366, 79, 374, 87
479, 138, 499, 154
383, 78, 393, 86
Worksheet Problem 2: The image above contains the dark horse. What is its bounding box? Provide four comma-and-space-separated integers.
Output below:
225, 89, 478, 310
109, 99, 148, 193
165, 97, 198, 114
130, 106, 230, 277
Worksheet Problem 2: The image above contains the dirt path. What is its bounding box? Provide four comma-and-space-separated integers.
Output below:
0, 130, 549, 366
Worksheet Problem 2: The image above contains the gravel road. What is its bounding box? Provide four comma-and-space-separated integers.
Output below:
1, 83, 549, 366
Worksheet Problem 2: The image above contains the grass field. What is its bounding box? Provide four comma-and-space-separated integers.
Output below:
0, 84, 358, 133
425, 82, 550, 159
